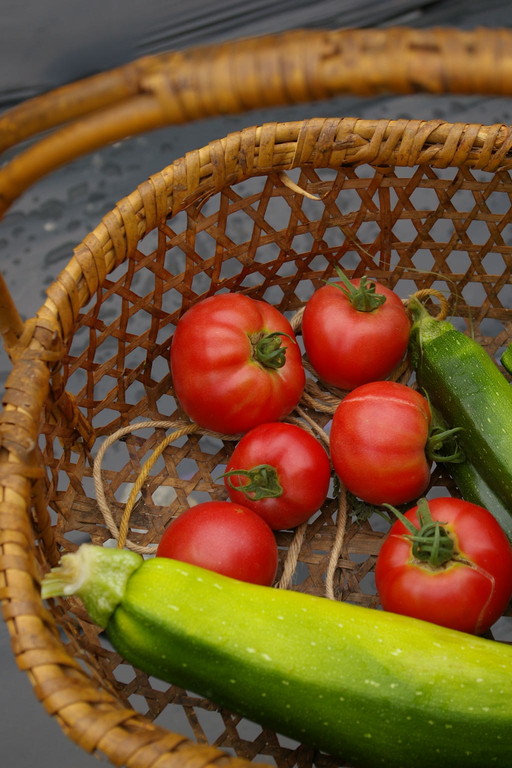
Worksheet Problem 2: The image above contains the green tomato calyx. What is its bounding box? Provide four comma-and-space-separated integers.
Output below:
426, 423, 465, 464
221, 464, 283, 500
252, 331, 293, 369
329, 267, 386, 312
383, 498, 456, 568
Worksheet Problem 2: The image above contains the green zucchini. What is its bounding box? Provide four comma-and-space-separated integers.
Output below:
42, 544, 512, 768
408, 296, 512, 514
501, 342, 512, 376
430, 407, 512, 541
448, 459, 512, 542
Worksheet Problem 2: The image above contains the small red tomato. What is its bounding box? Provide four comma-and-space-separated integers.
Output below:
375, 497, 512, 635
170, 292, 305, 434
329, 380, 432, 505
156, 501, 278, 585
302, 272, 410, 390
222, 422, 331, 530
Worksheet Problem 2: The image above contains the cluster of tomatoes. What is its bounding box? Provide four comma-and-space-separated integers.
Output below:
159, 271, 512, 637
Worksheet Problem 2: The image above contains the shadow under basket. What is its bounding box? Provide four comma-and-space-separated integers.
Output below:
2, 114, 512, 768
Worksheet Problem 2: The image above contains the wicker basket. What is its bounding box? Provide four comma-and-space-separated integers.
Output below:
2, 26, 512, 768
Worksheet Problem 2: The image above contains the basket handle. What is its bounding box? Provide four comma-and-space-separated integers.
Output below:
1, 26, 512, 217
1, 25, 512, 354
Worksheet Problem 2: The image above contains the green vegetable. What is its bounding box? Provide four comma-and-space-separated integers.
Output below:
408, 296, 512, 513
42, 543, 512, 768
501, 342, 512, 375
429, 407, 512, 541
448, 459, 512, 542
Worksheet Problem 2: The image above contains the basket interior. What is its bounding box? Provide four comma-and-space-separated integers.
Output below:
38, 159, 512, 765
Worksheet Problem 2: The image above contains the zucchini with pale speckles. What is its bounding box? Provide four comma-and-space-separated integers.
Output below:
42, 543, 512, 768
449, 458, 512, 541
409, 296, 512, 516
446, 461, 512, 542
431, 408, 512, 540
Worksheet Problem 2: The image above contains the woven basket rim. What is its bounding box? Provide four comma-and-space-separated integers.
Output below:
17, 114, 512, 360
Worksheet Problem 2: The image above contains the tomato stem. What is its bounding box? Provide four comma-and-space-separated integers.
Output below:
252, 331, 293, 369
221, 464, 283, 500
328, 267, 386, 312
426, 425, 465, 463
383, 497, 456, 567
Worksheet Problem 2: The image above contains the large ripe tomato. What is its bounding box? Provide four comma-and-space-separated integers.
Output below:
302, 272, 410, 390
170, 293, 305, 434
222, 422, 331, 530
156, 501, 278, 585
375, 497, 512, 634
329, 381, 432, 505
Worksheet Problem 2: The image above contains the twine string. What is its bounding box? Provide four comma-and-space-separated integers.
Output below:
276, 521, 308, 590
93, 420, 201, 554
325, 486, 349, 600
406, 287, 450, 319
117, 422, 202, 551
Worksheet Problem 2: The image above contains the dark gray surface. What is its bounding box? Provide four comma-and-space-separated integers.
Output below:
2, 1, 512, 766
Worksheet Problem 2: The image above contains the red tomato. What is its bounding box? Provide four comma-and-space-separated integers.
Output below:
156, 501, 278, 585
329, 381, 432, 505
223, 422, 331, 530
170, 293, 305, 434
375, 497, 512, 634
302, 273, 410, 390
